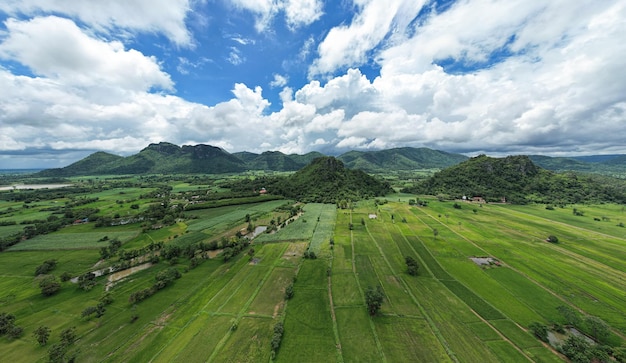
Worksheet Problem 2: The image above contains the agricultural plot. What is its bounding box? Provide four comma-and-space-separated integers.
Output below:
184, 200, 289, 235
8, 230, 139, 251
255, 203, 336, 245
1, 184, 625, 363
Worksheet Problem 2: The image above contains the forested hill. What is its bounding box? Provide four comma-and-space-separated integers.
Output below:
338, 147, 468, 172
232, 151, 325, 171
35, 143, 468, 176
405, 154, 626, 204
37, 142, 247, 176
226, 157, 393, 203
276, 157, 393, 203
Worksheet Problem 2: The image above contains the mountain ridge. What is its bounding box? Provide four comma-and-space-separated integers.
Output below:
33, 142, 626, 177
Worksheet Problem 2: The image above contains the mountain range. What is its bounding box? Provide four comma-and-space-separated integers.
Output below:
34, 142, 626, 177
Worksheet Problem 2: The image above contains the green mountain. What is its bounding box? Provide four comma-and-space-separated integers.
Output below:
528, 155, 597, 172
529, 155, 626, 174
406, 154, 626, 204
232, 150, 326, 171
36, 151, 124, 177
337, 147, 468, 172
243, 151, 304, 171
38, 142, 246, 176
601, 155, 626, 166
275, 157, 393, 203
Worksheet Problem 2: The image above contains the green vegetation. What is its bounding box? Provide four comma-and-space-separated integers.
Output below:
1, 169, 625, 362
405, 154, 626, 204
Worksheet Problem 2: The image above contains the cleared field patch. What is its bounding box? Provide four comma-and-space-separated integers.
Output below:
331, 272, 361, 307
248, 266, 293, 316
490, 319, 541, 350
309, 204, 336, 253
466, 321, 502, 341
212, 317, 273, 362
375, 315, 453, 363
277, 286, 336, 362
335, 307, 381, 362
486, 340, 530, 363
407, 278, 501, 362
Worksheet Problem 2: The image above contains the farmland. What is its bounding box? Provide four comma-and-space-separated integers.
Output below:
0, 178, 625, 362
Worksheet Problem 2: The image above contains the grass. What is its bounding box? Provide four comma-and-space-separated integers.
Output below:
2, 191, 625, 362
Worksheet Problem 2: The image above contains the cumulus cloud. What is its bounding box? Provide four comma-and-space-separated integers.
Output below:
0, 0, 193, 46
0, 16, 173, 95
309, 0, 426, 76
270, 73, 288, 88
230, 0, 323, 32
2, 0, 626, 168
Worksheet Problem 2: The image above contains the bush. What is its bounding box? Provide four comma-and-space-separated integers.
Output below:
271, 322, 284, 356
529, 322, 549, 342
284, 284, 294, 300
39, 275, 61, 296
405, 256, 419, 276
365, 286, 385, 316
7, 325, 23, 339
35, 259, 57, 276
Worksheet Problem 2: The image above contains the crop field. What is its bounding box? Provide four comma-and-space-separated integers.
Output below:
8, 230, 140, 251
1, 186, 625, 362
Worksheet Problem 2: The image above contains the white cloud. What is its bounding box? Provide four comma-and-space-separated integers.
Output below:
0, 16, 173, 96
227, 47, 245, 65
283, 0, 323, 30
309, 0, 426, 76
3, 0, 626, 168
230, 0, 323, 32
270, 73, 288, 88
0, 0, 193, 46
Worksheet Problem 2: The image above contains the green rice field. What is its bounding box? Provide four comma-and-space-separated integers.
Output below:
0, 194, 624, 362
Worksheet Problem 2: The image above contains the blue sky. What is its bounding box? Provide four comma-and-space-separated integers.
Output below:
1, 0, 625, 168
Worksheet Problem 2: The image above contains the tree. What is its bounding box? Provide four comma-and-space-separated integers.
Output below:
33, 325, 51, 346
585, 316, 609, 343
35, 259, 58, 276
528, 322, 548, 342
0, 312, 16, 335
557, 305, 580, 327
365, 286, 385, 316
39, 275, 61, 296
284, 284, 294, 300
7, 325, 23, 339
405, 256, 419, 276
60, 326, 76, 346
77, 272, 97, 291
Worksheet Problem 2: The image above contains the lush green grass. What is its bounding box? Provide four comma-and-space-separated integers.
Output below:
2, 189, 625, 362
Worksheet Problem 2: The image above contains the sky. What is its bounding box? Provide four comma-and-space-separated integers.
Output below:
0, 0, 625, 169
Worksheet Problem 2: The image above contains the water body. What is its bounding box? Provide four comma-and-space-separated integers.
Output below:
0, 184, 72, 191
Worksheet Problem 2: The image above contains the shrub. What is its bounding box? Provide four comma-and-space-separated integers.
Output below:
39, 275, 61, 296
529, 322, 549, 342
405, 256, 419, 276
365, 286, 385, 316
285, 284, 294, 300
